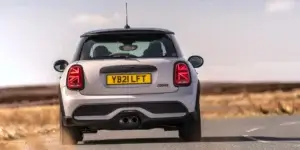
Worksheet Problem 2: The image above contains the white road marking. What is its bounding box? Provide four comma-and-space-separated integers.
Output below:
246, 127, 263, 133
243, 127, 269, 143
243, 120, 300, 145
279, 121, 300, 126
242, 134, 269, 143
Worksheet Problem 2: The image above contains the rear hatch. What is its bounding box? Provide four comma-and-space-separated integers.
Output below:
78, 58, 179, 95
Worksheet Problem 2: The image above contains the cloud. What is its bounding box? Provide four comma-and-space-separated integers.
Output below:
71, 12, 121, 26
265, 0, 295, 13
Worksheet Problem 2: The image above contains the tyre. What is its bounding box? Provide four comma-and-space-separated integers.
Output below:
60, 115, 83, 145
178, 82, 202, 142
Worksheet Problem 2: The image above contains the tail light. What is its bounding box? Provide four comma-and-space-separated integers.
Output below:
174, 62, 191, 86
66, 64, 84, 90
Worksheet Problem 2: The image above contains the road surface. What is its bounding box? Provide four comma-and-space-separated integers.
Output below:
22, 115, 300, 150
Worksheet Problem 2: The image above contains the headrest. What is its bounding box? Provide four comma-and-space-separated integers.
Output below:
93, 45, 111, 58
143, 41, 163, 57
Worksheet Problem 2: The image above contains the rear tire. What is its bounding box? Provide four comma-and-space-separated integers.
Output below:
60, 115, 83, 145
178, 110, 202, 141
178, 82, 202, 142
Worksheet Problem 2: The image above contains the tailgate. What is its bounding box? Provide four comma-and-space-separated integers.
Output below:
78, 58, 179, 95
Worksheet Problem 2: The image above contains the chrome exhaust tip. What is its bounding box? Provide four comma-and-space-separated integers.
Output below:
119, 117, 129, 124
119, 116, 141, 128
131, 116, 139, 123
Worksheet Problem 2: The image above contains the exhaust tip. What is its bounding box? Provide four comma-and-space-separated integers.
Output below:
119, 117, 129, 124
119, 116, 141, 127
123, 117, 129, 123
131, 116, 139, 123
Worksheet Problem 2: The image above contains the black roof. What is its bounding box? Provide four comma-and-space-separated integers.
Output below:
80, 27, 175, 37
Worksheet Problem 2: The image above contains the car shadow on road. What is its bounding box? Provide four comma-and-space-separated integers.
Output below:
82, 136, 300, 145
83, 138, 180, 145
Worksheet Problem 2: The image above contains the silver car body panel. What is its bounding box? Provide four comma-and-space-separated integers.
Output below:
59, 32, 200, 121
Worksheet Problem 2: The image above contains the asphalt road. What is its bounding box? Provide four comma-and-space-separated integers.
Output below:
25, 115, 300, 150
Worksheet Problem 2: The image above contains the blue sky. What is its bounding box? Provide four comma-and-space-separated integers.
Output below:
0, 0, 300, 86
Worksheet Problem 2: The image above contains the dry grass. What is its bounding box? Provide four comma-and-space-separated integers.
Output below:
0, 106, 62, 150
201, 88, 300, 118
0, 135, 76, 150
0, 106, 59, 141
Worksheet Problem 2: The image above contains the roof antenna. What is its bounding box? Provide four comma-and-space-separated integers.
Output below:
124, 2, 130, 29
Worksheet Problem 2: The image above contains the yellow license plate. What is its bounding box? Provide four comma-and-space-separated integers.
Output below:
106, 73, 152, 85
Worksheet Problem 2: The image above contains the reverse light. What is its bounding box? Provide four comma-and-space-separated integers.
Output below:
66, 64, 84, 90
174, 62, 191, 86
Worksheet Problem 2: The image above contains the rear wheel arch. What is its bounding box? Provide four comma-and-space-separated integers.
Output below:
58, 89, 66, 117
195, 81, 201, 115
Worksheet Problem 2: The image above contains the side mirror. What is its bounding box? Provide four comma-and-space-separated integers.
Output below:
188, 55, 204, 68
53, 59, 69, 72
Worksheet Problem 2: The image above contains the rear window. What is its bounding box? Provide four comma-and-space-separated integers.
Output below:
79, 33, 178, 60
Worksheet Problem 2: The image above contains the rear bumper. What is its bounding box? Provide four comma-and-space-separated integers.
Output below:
73, 101, 187, 116
62, 110, 196, 130
60, 86, 199, 118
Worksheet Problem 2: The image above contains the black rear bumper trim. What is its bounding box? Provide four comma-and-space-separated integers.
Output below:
63, 111, 194, 130
73, 101, 188, 117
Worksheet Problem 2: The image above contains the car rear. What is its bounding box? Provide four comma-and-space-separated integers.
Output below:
59, 29, 201, 144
